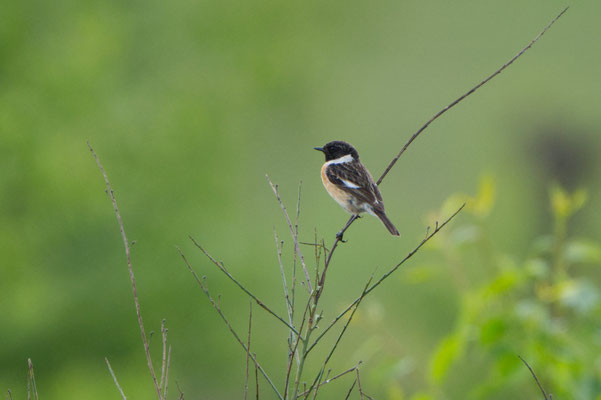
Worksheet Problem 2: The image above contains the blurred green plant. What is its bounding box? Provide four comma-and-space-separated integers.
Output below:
422, 176, 601, 400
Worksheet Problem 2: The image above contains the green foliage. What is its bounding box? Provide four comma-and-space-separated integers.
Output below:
422, 177, 601, 399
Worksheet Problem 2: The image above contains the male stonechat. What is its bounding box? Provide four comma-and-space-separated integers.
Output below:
315, 141, 400, 236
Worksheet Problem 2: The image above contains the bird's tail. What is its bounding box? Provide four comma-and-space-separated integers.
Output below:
372, 208, 400, 236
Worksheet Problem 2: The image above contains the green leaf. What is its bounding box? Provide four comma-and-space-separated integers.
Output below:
409, 393, 433, 400
429, 331, 465, 383
564, 240, 601, 264
551, 185, 571, 219
550, 185, 588, 219
387, 382, 405, 400
469, 174, 496, 217
479, 318, 507, 346
450, 225, 480, 246
524, 258, 550, 279
484, 268, 523, 297
558, 279, 600, 314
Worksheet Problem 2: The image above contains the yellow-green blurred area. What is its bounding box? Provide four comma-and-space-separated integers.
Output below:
2, 0, 601, 398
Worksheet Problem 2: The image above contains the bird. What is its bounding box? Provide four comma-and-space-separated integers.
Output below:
314, 141, 400, 236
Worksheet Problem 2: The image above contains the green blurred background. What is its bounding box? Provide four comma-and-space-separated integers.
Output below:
2, 0, 600, 398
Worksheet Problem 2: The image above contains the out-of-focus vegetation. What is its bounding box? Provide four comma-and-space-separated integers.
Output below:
425, 180, 601, 399
2, 0, 601, 399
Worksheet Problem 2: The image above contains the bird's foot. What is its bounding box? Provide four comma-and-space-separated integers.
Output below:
336, 231, 347, 243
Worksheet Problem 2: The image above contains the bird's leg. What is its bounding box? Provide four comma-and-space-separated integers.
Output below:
336, 215, 358, 242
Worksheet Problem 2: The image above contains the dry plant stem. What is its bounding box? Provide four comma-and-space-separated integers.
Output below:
274, 230, 295, 349
105, 358, 127, 400
27, 359, 38, 400
284, 299, 313, 399
255, 353, 260, 400
519, 356, 551, 400
289, 182, 302, 366
288, 299, 316, 400
159, 319, 168, 393
163, 345, 172, 400
344, 380, 357, 400
267, 175, 313, 293
176, 382, 185, 400
307, 278, 372, 399
88, 142, 163, 400
355, 369, 374, 400
291, 181, 302, 317
189, 236, 299, 336
307, 204, 465, 354
376, 6, 569, 186
178, 248, 284, 400
297, 363, 361, 397
356, 369, 364, 400
244, 302, 253, 400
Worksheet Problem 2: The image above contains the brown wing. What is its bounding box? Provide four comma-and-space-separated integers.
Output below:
325, 160, 383, 207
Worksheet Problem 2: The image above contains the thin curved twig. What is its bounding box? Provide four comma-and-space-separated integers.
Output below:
88, 142, 163, 400
376, 6, 569, 186
519, 356, 551, 400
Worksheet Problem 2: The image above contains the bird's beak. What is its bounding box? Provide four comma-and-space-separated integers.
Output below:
314, 147, 324, 152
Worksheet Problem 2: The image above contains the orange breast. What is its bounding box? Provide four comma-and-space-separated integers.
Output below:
321, 164, 355, 213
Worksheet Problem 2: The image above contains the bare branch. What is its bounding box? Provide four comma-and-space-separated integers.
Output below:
176, 381, 185, 400
376, 6, 569, 186
88, 142, 162, 399
163, 345, 172, 400
27, 359, 38, 400
291, 181, 302, 327
308, 277, 373, 398
355, 368, 374, 400
274, 230, 294, 330
267, 175, 313, 293
159, 319, 168, 393
297, 363, 361, 397
105, 358, 127, 400
178, 248, 284, 400
255, 352, 260, 400
189, 236, 299, 336
519, 356, 551, 400
344, 380, 357, 400
244, 301, 253, 400
308, 204, 465, 353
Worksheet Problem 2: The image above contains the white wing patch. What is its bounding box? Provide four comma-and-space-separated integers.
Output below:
341, 179, 360, 189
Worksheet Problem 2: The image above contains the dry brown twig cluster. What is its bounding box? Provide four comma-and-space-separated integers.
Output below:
82, 6, 567, 400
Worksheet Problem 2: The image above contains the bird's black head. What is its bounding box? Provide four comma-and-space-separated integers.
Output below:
314, 141, 359, 161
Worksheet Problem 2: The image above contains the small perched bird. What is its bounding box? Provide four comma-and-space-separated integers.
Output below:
315, 141, 400, 236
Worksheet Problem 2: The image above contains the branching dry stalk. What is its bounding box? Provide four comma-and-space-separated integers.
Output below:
26, 359, 38, 400
105, 358, 127, 400
180, 7, 568, 399
267, 177, 313, 293
307, 204, 465, 354
178, 248, 284, 400
244, 302, 253, 400
88, 142, 166, 400
188, 236, 299, 336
